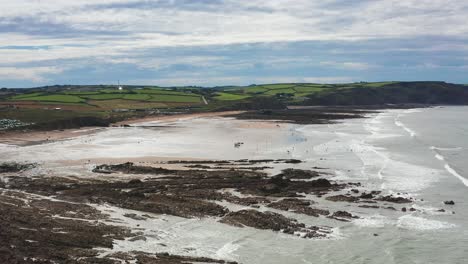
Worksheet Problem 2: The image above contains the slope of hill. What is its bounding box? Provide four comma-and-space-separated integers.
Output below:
1, 81, 467, 130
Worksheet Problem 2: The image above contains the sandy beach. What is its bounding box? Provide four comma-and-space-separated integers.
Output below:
0, 111, 244, 146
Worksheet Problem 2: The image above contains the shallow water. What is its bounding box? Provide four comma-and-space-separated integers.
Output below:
1, 106, 467, 263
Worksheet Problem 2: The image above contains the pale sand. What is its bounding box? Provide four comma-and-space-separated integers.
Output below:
0, 111, 244, 146
236, 120, 283, 129
115, 111, 244, 126
0, 127, 105, 146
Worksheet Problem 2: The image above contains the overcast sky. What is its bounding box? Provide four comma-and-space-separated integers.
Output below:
1, 0, 468, 87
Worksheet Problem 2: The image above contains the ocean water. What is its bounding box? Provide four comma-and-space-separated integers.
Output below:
1, 106, 467, 263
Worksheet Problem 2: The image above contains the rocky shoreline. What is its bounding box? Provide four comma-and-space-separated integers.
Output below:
0, 157, 456, 263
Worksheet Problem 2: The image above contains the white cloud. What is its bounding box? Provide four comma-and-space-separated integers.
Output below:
0, 0, 467, 85
0, 66, 63, 82
320, 61, 374, 70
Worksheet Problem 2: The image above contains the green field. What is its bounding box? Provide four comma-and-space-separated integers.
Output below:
10, 92, 45, 100
14, 94, 85, 103
7, 87, 204, 105
214, 92, 250, 101
148, 95, 201, 103
122, 94, 152, 101
4, 81, 443, 112
3, 81, 468, 129
7, 82, 403, 106
83, 94, 124, 100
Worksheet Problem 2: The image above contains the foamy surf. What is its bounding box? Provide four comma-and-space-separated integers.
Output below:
395, 119, 416, 137
444, 164, 468, 187
353, 215, 389, 228
397, 215, 456, 231
430, 146, 468, 187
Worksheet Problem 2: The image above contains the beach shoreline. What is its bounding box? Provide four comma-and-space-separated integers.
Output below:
0, 110, 244, 146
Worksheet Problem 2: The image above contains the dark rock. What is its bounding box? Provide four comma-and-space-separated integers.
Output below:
378, 195, 412, 204
275, 169, 321, 179
359, 193, 374, 199
0, 162, 35, 173
326, 195, 358, 203
219, 209, 326, 238
358, 205, 379, 209
128, 179, 143, 185
124, 213, 146, 221
444, 200, 455, 205
311, 178, 332, 188
268, 198, 329, 217
329, 211, 358, 222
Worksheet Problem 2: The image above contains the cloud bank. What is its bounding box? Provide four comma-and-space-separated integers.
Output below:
0, 0, 468, 87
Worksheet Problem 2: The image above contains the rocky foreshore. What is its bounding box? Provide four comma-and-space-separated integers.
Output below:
0, 157, 452, 263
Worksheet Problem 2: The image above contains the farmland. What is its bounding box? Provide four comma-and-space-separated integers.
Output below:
2, 81, 468, 129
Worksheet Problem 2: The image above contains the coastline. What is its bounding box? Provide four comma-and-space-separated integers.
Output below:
0, 110, 244, 146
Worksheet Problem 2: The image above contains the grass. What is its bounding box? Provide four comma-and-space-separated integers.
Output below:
261, 84, 297, 89
0, 108, 105, 123
99, 89, 131, 93
83, 94, 124, 100
148, 95, 201, 103
89, 99, 169, 110
61, 91, 102, 95
135, 89, 193, 96
10, 92, 44, 100
264, 88, 296, 96
122, 94, 152, 101
361, 82, 396, 88
243, 86, 269, 94
14, 94, 85, 103
4, 81, 414, 111
214, 92, 250, 101
293, 86, 325, 93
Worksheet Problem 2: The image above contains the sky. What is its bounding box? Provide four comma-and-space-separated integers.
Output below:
1, 0, 468, 88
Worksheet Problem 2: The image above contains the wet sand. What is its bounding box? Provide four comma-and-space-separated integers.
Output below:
0, 111, 244, 146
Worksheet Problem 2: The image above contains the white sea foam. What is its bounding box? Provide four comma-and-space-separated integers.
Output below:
444, 164, 468, 187
430, 147, 468, 187
404, 109, 423, 114
353, 215, 389, 228
395, 119, 416, 137
397, 215, 456, 230
430, 146, 463, 151
411, 204, 452, 215
216, 242, 240, 260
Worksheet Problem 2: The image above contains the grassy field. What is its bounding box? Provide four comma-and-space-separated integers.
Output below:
6, 84, 331, 108
8, 88, 203, 105
214, 92, 250, 101
13, 94, 86, 103
3, 82, 404, 109
4, 81, 461, 127
148, 94, 201, 103
83, 94, 125, 100
122, 94, 152, 101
